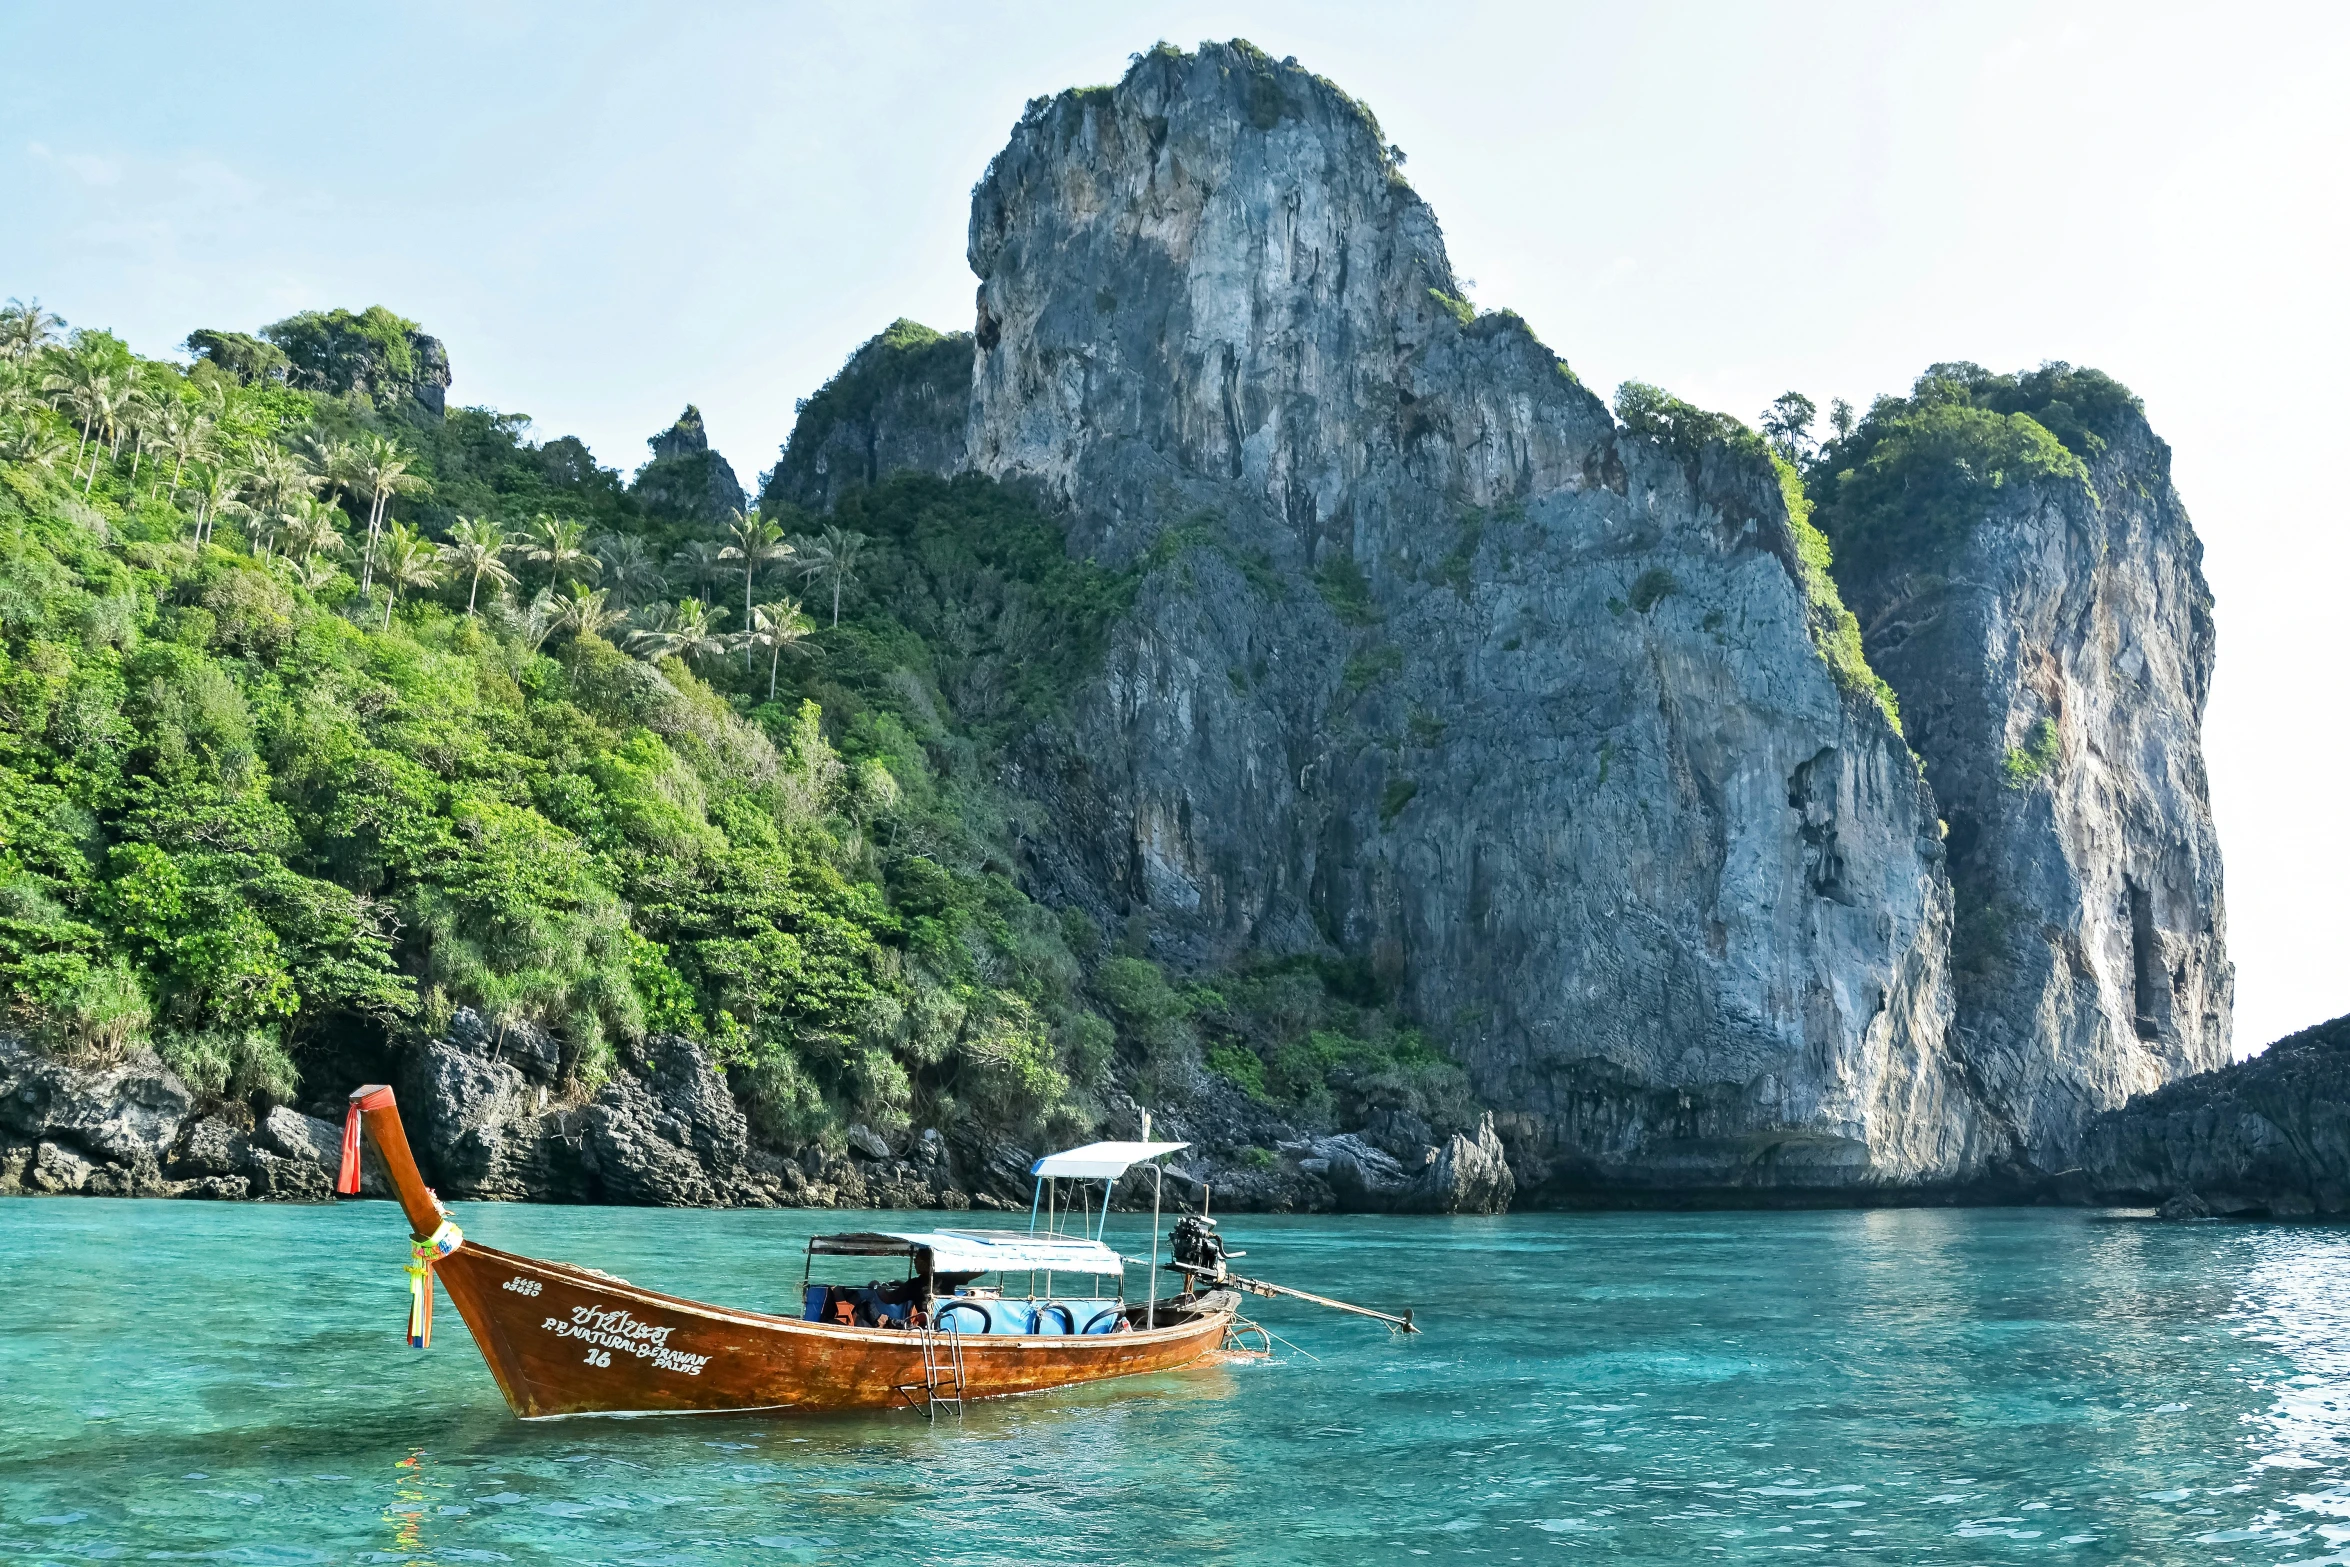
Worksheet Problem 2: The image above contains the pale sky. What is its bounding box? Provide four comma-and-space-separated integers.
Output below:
8, 2, 2345, 1054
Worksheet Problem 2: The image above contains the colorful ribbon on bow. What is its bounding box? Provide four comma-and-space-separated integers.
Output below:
405, 1217, 464, 1349
337, 1086, 396, 1196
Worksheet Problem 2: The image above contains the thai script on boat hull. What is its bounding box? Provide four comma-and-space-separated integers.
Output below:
540, 1306, 711, 1376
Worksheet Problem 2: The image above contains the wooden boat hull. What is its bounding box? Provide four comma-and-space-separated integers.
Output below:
348, 1084, 1236, 1418
435, 1240, 1238, 1418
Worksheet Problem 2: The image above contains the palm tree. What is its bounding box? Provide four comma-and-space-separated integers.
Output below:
158, 405, 211, 500
287, 552, 345, 594
718, 509, 794, 669
0, 415, 65, 471
0, 358, 34, 420
549, 582, 625, 642
44, 364, 112, 481
351, 436, 426, 589
445, 516, 519, 612
302, 434, 358, 509
0, 298, 64, 362
376, 521, 442, 629
590, 531, 664, 607
185, 463, 239, 546
745, 598, 817, 699
793, 525, 868, 627
626, 598, 730, 664
522, 514, 599, 590
668, 539, 726, 604
517, 588, 561, 654
281, 496, 345, 563
249, 442, 319, 518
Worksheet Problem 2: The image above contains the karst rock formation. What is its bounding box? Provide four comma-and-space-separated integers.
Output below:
772, 41, 2229, 1200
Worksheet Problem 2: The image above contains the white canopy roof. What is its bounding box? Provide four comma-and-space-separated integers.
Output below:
809, 1229, 1127, 1276
1030, 1140, 1189, 1180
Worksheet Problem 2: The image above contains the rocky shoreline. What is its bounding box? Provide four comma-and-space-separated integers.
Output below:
13, 1007, 2342, 1221
0, 1012, 1516, 1216
2079, 1013, 2350, 1218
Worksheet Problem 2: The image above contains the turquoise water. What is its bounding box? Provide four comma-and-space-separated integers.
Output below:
4, 1201, 2348, 1564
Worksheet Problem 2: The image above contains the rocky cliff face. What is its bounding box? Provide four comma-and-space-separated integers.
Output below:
632, 404, 747, 522
764, 321, 972, 514
2081, 1014, 2346, 1216
1826, 387, 2230, 1169
955, 43, 1991, 1197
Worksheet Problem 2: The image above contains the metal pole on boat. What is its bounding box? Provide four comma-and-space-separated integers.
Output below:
1145, 1108, 1160, 1332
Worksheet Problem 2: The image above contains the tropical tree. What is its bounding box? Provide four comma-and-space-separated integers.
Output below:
302, 434, 358, 509
185, 463, 239, 546
523, 513, 599, 590
351, 436, 426, 589
281, 496, 344, 563
44, 362, 112, 477
592, 531, 664, 607
446, 515, 518, 613
666, 538, 726, 604
718, 508, 794, 668
548, 582, 625, 642
793, 525, 867, 627
158, 404, 211, 499
627, 598, 730, 665
0, 415, 65, 470
745, 598, 817, 699
245, 443, 319, 523
0, 298, 64, 362
1761, 391, 1818, 465
287, 552, 345, 594
376, 521, 442, 628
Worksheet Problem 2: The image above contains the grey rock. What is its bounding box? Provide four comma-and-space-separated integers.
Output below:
1833, 391, 2230, 1170
1403, 1113, 1515, 1215
845, 1122, 892, 1161
1362, 1107, 1436, 1163
0, 1033, 191, 1189
762, 322, 972, 512
632, 405, 747, 523
169, 1116, 251, 1179
2082, 1013, 2350, 1216
445, 1007, 563, 1086
179, 1174, 251, 1201
960, 44, 1982, 1196
0, 1138, 30, 1194
2155, 1191, 2210, 1221
31, 1140, 93, 1193
266, 312, 450, 415
1285, 1132, 1406, 1210
581, 1035, 758, 1207
257, 1105, 341, 1166
397, 1033, 557, 1201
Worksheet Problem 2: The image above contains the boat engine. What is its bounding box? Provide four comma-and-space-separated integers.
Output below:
1170, 1214, 1227, 1280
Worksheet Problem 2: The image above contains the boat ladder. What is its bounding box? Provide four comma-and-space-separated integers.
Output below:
901, 1321, 966, 1422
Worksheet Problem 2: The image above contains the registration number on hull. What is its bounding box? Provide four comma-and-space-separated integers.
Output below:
538, 1303, 711, 1377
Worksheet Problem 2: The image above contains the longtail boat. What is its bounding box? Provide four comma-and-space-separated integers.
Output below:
341, 1084, 1412, 1420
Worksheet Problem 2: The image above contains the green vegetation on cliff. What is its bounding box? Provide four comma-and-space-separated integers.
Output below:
1613, 381, 1900, 733
0, 298, 1462, 1152
1804, 363, 2128, 582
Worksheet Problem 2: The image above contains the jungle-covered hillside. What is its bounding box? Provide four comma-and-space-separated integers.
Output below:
0, 298, 1468, 1158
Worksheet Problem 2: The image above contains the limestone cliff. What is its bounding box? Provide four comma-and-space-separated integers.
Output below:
2081, 1013, 2347, 1217
631, 404, 747, 522
774, 41, 2233, 1198
960, 43, 1984, 1195
764, 321, 972, 514
1819, 370, 2231, 1170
